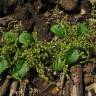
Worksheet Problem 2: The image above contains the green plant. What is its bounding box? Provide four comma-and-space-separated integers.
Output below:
0, 55, 10, 73
19, 31, 34, 46
52, 57, 65, 72
0, 19, 95, 81
12, 60, 30, 80
50, 23, 68, 38
65, 48, 80, 65
77, 22, 88, 36
3, 32, 17, 44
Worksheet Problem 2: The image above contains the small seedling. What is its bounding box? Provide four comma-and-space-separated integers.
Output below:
77, 22, 88, 36
3, 32, 17, 44
52, 57, 65, 72
66, 48, 80, 65
12, 60, 30, 80
50, 24, 67, 38
19, 31, 34, 46
0, 56, 9, 73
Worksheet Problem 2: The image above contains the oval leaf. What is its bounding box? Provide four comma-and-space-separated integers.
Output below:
66, 49, 80, 65
19, 32, 34, 46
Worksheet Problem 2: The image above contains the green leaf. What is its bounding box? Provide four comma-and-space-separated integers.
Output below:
19, 31, 34, 46
3, 32, 17, 44
12, 60, 30, 79
50, 24, 67, 38
77, 22, 88, 36
66, 49, 80, 65
0, 56, 9, 73
52, 57, 64, 72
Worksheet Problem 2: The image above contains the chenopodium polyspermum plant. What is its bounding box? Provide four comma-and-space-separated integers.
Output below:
50, 21, 93, 73
51, 42, 81, 72
0, 20, 95, 80
0, 31, 54, 80
0, 31, 35, 80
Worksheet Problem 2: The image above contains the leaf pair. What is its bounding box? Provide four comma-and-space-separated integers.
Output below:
50, 22, 88, 38
52, 48, 80, 72
4, 31, 34, 46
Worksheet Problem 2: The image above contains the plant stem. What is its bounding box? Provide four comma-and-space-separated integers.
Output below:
0, 75, 11, 96
9, 81, 19, 96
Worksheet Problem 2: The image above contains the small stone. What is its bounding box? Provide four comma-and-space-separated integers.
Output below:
59, 0, 79, 11
50, 86, 60, 95
80, 8, 86, 15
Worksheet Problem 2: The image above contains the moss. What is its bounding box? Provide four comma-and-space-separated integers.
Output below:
0, 17, 96, 80
91, 3, 96, 18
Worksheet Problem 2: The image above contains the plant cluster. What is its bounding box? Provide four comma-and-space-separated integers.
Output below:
0, 20, 96, 81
